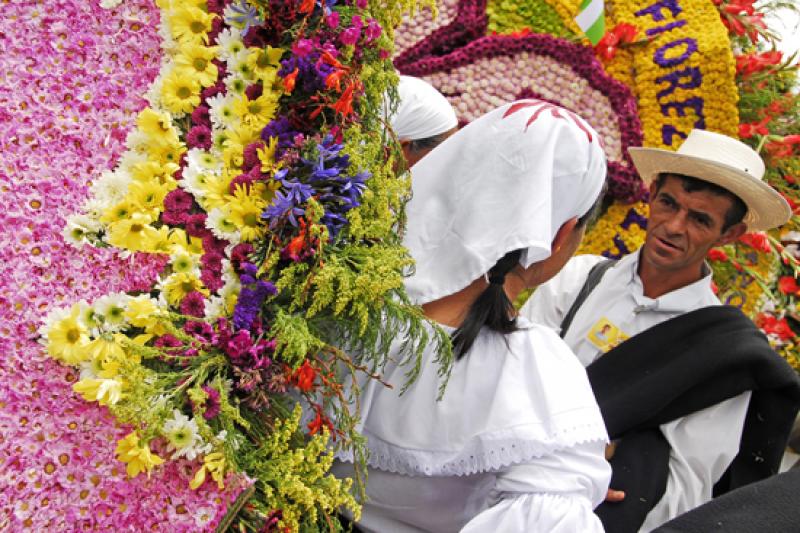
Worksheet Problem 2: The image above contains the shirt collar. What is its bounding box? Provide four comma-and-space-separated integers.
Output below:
620, 249, 716, 313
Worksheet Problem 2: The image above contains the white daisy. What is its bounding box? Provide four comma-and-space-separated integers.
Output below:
162, 410, 203, 460
206, 93, 238, 130
63, 213, 103, 247
206, 207, 240, 243
93, 292, 131, 332
89, 169, 131, 206
216, 28, 246, 61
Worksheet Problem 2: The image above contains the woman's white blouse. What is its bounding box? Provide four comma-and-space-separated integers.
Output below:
334, 318, 611, 532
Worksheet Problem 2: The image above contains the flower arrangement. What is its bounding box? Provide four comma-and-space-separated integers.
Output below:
40, 0, 446, 530
400, 33, 646, 202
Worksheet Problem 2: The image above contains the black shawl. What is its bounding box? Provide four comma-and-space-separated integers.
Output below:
588, 305, 800, 533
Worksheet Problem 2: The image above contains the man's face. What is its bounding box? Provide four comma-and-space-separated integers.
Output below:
642, 175, 746, 275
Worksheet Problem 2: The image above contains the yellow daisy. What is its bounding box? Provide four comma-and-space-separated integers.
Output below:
46, 304, 90, 364
168, 5, 216, 45
73, 378, 124, 406
115, 432, 164, 478
174, 43, 219, 87
195, 173, 233, 212
162, 272, 209, 307
100, 199, 138, 225
247, 46, 284, 83
136, 108, 179, 145
231, 92, 278, 129
128, 181, 171, 218
160, 70, 201, 115
227, 185, 267, 242
106, 213, 160, 252
125, 296, 168, 335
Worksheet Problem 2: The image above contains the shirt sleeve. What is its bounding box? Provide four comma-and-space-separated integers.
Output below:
459, 440, 611, 533
519, 254, 605, 332
639, 391, 752, 532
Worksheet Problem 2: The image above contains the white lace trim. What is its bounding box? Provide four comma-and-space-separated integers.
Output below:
336, 417, 608, 477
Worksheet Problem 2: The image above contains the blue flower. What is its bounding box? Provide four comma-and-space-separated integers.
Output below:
224, 0, 264, 37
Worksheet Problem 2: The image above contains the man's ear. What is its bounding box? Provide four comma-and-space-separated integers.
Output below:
551, 216, 579, 252
716, 221, 747, 246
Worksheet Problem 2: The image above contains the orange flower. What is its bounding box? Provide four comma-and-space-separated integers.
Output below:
282, 68, 299, 93
331, 80, 356, 118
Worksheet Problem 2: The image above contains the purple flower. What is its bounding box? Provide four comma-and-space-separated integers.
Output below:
201, 386, 221, 419
184, 320, 216, 343
184, 213, 209, 237
325, 11, 340, 29
340, 26, 360, 46
186, 125, 212, 150
232, 279, 276, 330
364, 18, 381, 43
164, 188, 194, 213
191, 104, 210, 126
242, 142, 263, 171
154, 334, 182, 348
244, 83, 263, 100
180, 291, 206, 318
292, 39, 315, 57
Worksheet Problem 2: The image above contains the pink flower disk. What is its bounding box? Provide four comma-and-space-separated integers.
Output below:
400, 34, 646, 203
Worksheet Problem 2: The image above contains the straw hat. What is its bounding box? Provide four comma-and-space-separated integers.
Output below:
629, 129, 791, 231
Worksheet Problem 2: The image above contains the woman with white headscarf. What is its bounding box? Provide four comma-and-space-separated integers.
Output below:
390, 75, 459, 167
334, 100, 611, 532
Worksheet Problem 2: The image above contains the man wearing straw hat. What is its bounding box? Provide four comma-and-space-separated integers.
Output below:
521, 129, 800, 532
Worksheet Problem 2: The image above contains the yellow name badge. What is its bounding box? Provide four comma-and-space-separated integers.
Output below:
587, 318, 629, 353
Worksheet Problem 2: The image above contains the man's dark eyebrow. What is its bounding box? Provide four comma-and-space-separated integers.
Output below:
688, 208, 713, 225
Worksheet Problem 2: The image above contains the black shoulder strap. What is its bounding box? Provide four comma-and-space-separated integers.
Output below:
559, 258, 616, 338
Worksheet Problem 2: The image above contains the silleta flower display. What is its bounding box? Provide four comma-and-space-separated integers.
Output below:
35, 0, 445, 530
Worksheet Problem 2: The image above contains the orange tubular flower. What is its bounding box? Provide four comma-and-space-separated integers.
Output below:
282, 68, 299, 93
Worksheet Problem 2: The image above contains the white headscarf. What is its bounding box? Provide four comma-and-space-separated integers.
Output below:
403, 99, 607, 305
389, 76, 458, 141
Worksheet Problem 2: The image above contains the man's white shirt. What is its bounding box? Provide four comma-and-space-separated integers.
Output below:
520, 251, 751, 532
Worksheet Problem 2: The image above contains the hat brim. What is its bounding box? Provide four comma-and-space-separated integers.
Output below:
629, 147, 791, 232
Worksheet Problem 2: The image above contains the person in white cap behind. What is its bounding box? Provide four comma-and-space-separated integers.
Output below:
389, 75, 459, 168
521, 129, 800, 532
333, 99, 612, 532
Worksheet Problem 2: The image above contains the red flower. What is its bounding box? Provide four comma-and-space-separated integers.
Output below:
707, 248, 728, 262
594, 23, 638, 62
735, 50, 782, 77
738, 116, 770, 139
778, 276, 800, 296
307, 407, 334, 436
757, 313, 796, 341
299, 0, 314, 14
292, 360, 316, 392
738, 232, 771, 253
